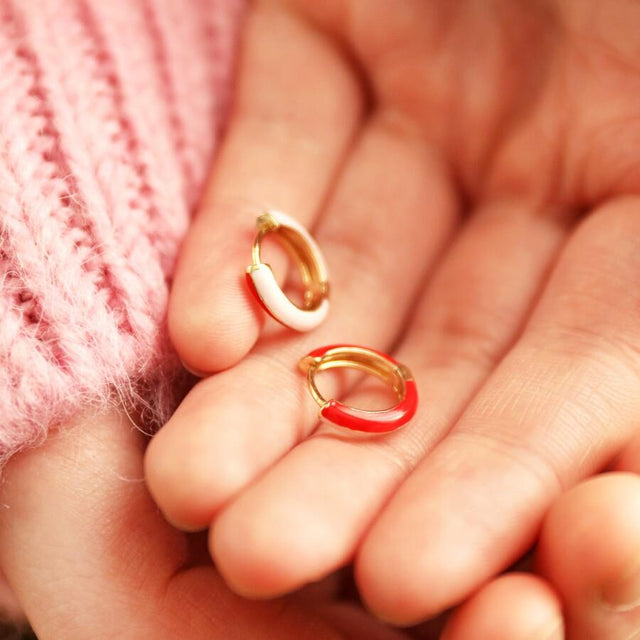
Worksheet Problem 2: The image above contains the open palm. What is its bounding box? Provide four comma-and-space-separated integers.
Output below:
147, 0, 640, 630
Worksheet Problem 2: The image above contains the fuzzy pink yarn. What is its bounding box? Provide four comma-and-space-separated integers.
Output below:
0, 0, 244, 465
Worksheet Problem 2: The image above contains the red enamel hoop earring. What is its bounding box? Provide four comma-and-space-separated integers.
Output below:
246, 210, 329, 332
299, 345, 418, 433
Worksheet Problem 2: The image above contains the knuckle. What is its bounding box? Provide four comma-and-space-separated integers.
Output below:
423, 307, 506, 370
452, 428, 565, 497
533, 322, 640, 384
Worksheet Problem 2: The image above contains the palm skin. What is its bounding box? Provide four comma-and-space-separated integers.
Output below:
148, 0, 640, 608
145, 0, 640, 635
1, 2, 640, 640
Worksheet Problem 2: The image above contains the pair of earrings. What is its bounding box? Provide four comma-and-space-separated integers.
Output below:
245, 211, 418, 434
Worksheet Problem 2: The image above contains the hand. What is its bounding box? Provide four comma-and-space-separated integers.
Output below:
146, 0, 640, 625
3, 411, 639, 639
0, 409, 407, 640
439, 435, 640, 640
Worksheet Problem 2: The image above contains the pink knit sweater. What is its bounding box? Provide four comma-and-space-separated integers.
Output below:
0, 0, 243, 465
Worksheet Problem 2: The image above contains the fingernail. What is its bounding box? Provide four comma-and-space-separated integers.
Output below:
601, 565, 640, 612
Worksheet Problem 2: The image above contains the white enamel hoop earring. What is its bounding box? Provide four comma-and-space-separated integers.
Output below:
245, 210, 330, 332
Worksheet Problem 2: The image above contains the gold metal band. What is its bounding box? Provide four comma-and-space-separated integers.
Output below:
249, 212, 329, 311
299, 345, 413, 410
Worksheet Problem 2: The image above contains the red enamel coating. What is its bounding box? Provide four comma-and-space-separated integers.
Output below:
245, 272, 279, 322
321, 379, 418, 433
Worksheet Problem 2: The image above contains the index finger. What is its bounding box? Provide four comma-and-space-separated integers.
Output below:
170, 1, 364, 373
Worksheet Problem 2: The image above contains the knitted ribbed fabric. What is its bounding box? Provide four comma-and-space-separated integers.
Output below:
0, 0, 243, 465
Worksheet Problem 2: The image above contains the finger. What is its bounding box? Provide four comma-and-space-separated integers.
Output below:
0, 568, 24, 624
357, 195, 640, 624
209, 200, 566, 596
0, 409, 406, 640
441, 574, 563, 640
169, 1, 364, 373
145, 110, 459, 530
537, 473, 640, 640
536, 432, 640, 640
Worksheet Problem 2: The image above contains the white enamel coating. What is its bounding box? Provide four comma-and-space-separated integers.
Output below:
248, 263, 329, 331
